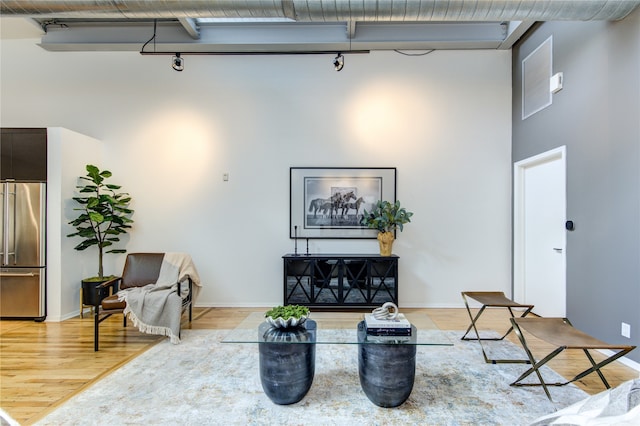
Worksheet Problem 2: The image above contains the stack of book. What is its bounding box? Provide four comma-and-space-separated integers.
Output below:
364, 313, 412, 336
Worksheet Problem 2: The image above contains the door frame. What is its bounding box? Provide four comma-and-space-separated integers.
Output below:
513, 145, 566, 305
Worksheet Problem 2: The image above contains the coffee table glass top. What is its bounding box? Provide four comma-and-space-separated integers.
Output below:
221, 312, 453, 345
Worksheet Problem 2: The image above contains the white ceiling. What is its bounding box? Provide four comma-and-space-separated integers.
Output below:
1, 1, 638, 53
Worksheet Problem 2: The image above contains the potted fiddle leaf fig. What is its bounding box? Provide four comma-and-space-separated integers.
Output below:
67, 164, 134, 305
361, 200, 413, 256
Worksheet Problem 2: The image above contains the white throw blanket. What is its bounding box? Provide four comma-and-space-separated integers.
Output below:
118, 253, 202, 344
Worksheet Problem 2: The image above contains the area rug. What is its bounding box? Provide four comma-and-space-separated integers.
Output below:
36, 330, 588, 425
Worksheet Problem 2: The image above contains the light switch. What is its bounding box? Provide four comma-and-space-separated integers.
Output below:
622, 322, 631, 338
223, 173, 229, 182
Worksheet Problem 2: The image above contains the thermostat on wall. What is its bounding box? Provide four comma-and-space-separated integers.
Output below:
550, 72, 563, 94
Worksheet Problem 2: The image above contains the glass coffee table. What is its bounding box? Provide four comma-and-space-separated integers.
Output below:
222, 312, 452, 407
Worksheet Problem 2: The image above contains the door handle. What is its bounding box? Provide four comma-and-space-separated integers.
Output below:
2, 182, 9, 266
553, 248, 563, 253
0, 272, 36, 277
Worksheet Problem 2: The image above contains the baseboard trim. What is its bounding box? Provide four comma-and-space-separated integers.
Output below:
598, 349, 640, 373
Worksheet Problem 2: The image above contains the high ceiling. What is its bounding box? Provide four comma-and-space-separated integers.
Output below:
1, 1, 638, 53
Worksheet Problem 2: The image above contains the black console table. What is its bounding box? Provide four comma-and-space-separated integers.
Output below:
283, 254, 399, 308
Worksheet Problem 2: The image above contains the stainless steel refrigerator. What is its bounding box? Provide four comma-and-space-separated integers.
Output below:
1, 180, 46, 321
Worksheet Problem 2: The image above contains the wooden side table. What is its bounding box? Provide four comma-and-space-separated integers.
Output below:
79, 287, 94, 318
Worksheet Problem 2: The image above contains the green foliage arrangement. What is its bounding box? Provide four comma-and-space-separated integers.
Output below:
361, 200, 413, 233
265, 305, 310, 319
67, 164, 134, 279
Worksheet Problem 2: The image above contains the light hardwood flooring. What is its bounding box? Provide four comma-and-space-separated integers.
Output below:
1, 307, 637, 425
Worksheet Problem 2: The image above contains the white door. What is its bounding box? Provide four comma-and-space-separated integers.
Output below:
514, 146, 566, 317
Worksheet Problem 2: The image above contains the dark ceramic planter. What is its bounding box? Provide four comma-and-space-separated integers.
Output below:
357, 322, 416, 408
259, 325, 316, 405
81, 279, 111, 306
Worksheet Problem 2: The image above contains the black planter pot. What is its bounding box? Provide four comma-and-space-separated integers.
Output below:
357, 321, 417, 408
81, 279, 111, 306
259, 324, 316, 405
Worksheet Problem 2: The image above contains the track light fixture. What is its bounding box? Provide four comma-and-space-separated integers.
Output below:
142, 50, 370, 72
172, 53, 184, 72
333, 53, 344, 71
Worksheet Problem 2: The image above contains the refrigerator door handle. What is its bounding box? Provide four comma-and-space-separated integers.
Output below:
2, 182, 9, 265
5, 182, 18, 265
9, 183, 16, 264
0, 272, 36, 277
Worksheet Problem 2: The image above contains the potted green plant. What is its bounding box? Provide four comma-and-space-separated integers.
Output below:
67, 164, 134, 305
265, 305, 310, 329
361, 200, 413, 256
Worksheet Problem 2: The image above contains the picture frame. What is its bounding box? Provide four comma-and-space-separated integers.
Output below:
290, 167, 397, 239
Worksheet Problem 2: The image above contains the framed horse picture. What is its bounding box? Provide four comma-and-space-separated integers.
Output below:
290, 167, 397, 239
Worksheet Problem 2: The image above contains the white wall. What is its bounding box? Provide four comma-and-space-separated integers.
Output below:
46, 128, 103, 321
1, 22, 512, 317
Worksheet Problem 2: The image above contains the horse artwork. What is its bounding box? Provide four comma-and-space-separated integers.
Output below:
325, 190, 356, 219
293, 167, 395, 238
305, 187, 364, 228
343, 197, 364, 216
308, 191, 344, 218
337, 191, 357, 216
308, 198, 327, 218
319, 202, 333, 216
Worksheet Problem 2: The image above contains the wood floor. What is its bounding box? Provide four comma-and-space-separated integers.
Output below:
1, 307, 637, 425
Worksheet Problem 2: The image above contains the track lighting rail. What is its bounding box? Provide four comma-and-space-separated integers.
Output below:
139, 50, 369, 56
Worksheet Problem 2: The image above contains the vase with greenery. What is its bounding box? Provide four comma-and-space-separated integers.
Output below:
361, 200, 413, 256
67, 164, 134, 284
265, 305, 310, 329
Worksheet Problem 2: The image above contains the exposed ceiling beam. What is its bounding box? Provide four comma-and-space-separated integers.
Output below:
37, 21, 509, 52
498, 20, 536, 50
178, 18, 199, 40
4, 1, 638, 53
346, 21, 356, 40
